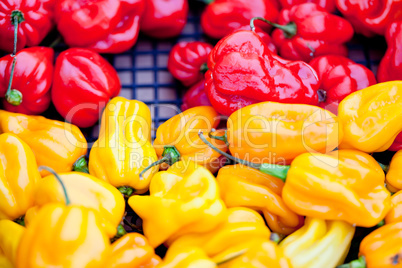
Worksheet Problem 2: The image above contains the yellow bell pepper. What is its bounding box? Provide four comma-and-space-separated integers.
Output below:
24, 172, 125, 238
385, 150, 402, 192
16, 203, 110, 268
128, 160, 227, 248
89, 96, 158, 195
0, 110, 87, 176
279, 217, 355, 268
216, 165, 303, 235
385, 190, 402, 224
158, 244, 217, 268
0, 133, 41, 220
0, 220, 25, 266
168, 207, 271, 258
105, 233, 161, 268
282, 149, 391, 227
338, 81, 402, 152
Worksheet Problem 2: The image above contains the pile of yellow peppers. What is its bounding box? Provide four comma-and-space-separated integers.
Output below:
1, 81, 402, 267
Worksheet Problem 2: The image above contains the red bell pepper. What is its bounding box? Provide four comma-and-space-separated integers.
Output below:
55, 0, 144, 53
51, 48, 121, 128
0, 47, 53, 115
205, 30, 320, 116
168, 41, 213, 87
0, 0, 55, 53
279, 0, 336, 12
234, 25, 277, 54
181, 79, 212, 111
267, 3, 354, 62
377, 21, 402, 83
140, 0, 188, 39
336, 0, 402, 37
389, 133, 402, 151
309, 55, 376, 114
201, 0, 279, 39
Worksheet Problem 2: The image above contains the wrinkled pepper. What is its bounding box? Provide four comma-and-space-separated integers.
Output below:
268, 3, 354, 62
168, 41, 213, 87
385, 150, 402, 192
226, 101, 342, 165
0, 47, 53, 114
279, 0, 336, 12
385, 190, 402, 224
128, 160, 227, 248
106, 233, 161, 268
378, 21, 402, 83
232, 25, 278, 54
338, 81, 402, 152
0, 110, 88, 176
309, 55, 376, 114
280, 217, 355, 268
181, 79, 212, 111
89, 97, 158, 195
205, 30, 320, 116
168, 207, 271, 257
0, 0, 55, 52
159, 245, 217, 268
140, 0, 188, 38
200, 0, 279, 39
216, 165, 303, 235
282, 149, 390, 227
336, 0, 402, 37
52, 48, 121, 128
0, 220, 25, 266
16, 203, 110, 268
25, 172, 125, 238
151, 106, 227, 173
0, 133, 40, 220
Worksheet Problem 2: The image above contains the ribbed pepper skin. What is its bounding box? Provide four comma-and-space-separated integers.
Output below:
338, 81, 402, 152
168, 207, 271, 257
0, 133, 40, 220
0, 220, 25, 266
153, 106, 227, 173
280, 217, 355, 268
25, 172, 125, 238
158, 245, 217, 268
89, 97, 158, 194
359, 222, 402, 268
216, 165, 303, 235
385, 191, 402, 224
227, 101, 342, 165
283, 149, 390, 227
106, 233, 161, 268
0, 110, 87, 176
16, 203, 110, 268
386, 150, 402, 192
128, 160, 227, 248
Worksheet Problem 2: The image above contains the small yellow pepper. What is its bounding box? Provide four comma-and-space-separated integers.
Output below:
16, 203, 110, 268
216, 165, 303, 235
282, 149, 391, 227
105, 233, 161, 268
0, 133, 41, 220
25, 172, 125, 238
0, 220, 25, 266
385, 150, 402, 192
338, 81, 402, 152
279, 217, 355, 268
385, 190, 402, 224
158, 245, 217, 268
89, 96, 158, 195
128, 160, 227, 248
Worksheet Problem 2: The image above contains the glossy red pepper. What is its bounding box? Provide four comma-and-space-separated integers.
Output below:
181, 79, 212, 111
233, 26, 277, 54
309, 55, 376, 114
390, 133, 402, 151
168, 41, 213, 87
336, 0, 402, 37
205, 30, 319, 116
269, 3, 354, 62
378, 21, 402, 83
140, 0, 188, 39
0, 0, 55, 53
201, 0, 279, 39
279, 0, 336, 12
55, 0, 144, 53
0, 47, 53, 115
51, 48, 121, 128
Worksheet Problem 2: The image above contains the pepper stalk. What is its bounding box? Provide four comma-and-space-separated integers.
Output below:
38, 166, 70, 205
139, 146, 181, 179
250, 17, 297, 39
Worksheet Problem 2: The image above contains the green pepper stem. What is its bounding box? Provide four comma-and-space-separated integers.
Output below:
139, 146, 181, 180
377, 162, 389, 173
270, 232, 285, 244
73, 156, 89, 173
117, 186, 134, 197
337, 256, 366, 268
200, 62, 209, 74
39, 166, 71, 205
209, 129, 228, 145
250, 17, 297, 39
215, 250, 246, 265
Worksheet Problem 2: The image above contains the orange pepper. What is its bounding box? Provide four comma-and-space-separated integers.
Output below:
282, 149, 390, 227
226, 101, 342, 165
216, 165, 303, 235
385, 150, 402, 192
385, 190, 402, 224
